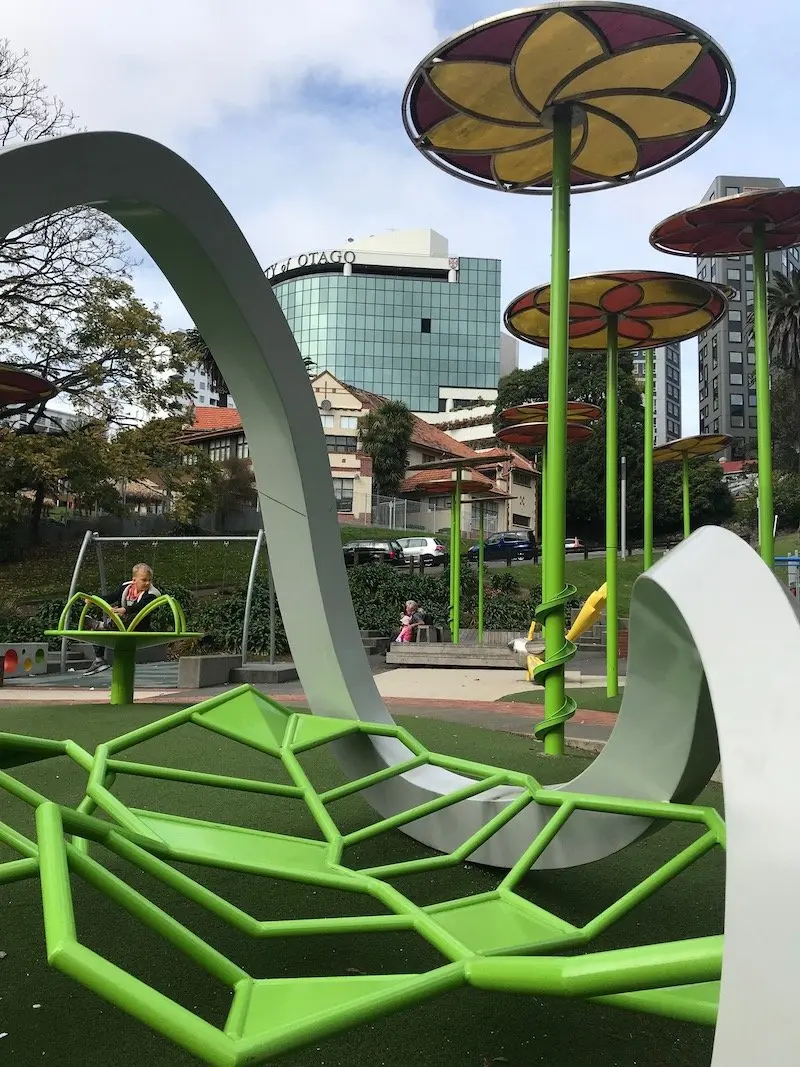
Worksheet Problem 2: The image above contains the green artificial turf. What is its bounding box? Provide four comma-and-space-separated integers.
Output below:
499, 686, 623, 713
0, 702, 722, 1067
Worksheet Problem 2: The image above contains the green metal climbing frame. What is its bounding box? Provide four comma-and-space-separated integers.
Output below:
0, 685, 725, 1064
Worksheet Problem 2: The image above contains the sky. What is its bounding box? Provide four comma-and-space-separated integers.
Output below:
4, 0, 798, 432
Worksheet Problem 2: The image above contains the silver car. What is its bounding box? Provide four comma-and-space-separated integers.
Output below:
396, 535, 449, 567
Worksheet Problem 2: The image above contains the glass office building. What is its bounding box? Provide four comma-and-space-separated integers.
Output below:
267, 229, 502, 412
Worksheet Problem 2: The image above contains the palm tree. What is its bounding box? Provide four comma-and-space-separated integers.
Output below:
184, 328, 316, 408
763, 269, 800, 373
359, 400, 415, 497
184, 328, 230, 408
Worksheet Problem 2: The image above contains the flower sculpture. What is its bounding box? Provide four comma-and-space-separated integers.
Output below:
403, 4, 734, 192
505, 270, 730, 349
650, 186, 800, 256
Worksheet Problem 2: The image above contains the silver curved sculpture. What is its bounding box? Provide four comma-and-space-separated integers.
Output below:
3, 132, 798, 1063
0, 136, 750, 858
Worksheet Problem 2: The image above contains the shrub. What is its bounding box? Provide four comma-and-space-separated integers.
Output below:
489, 569, 519, 594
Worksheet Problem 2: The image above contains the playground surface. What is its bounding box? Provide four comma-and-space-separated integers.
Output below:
1, 700, 722, 1067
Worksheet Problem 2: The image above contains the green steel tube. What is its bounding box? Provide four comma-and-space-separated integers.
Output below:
539, 440, 546, 574
109, 642, 137, 705
448, 486, 456, 638
0, 856, 39, 885
643, 347, 655, 570
466, 935, 722, 998
477, 501, 485, 644
605, 315, 619, 698
752, 223, 775, 568
452, 468, 462, 643
541, 109, 573, 756
682, 454, 691, 539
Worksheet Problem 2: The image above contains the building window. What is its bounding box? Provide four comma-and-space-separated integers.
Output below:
711, 336, 718, 369
748, 389, 757, 408
729, 330, 742, 343
729, 349, 743, 364
725, 185, 740, 196
209, 439, 232, 462
727, 268, 741, 281
420, 317, 432, 333
325, 434, 358, 453
332, 477, 354, 512
749, 416, 758, 429
511, 513, 530, 528
320, 413, 334, 428
730, 393, 744, 423
730, 372, 743, 386
429, 495, 451, 512
235, 437, 249, 459
339, 416, 359, 430
729, 309, 742, 322
512, 471, 533, 488
713, 418, 720, 432
472, 501, 499, 533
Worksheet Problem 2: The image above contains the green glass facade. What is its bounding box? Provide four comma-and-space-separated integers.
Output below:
273, 257, 501, 411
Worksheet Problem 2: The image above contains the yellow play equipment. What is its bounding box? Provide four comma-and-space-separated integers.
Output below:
523, 583, 608, 682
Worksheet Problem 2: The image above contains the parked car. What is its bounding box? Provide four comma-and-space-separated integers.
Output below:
467, 530, 537, 563
565, 537, 584, 552
343, 539, 406, 567
396, 536, 449, 567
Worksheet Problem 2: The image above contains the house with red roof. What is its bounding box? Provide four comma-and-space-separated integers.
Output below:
181, 372, 538, 534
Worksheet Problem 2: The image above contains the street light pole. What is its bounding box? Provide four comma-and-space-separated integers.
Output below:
620, 455, 627, 560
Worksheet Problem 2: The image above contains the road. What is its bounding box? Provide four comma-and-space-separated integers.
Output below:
410, 547, 643, 571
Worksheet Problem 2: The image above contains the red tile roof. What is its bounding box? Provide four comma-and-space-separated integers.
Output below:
721, 460, 756, 475
191, 406, 244, 431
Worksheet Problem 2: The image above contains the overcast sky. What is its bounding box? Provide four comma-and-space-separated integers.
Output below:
5, 0, 798, 430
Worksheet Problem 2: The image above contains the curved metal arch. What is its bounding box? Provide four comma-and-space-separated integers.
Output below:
0, 133, 733, 874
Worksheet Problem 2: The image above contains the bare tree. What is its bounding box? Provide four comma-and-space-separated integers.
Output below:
0, 41, 127, 377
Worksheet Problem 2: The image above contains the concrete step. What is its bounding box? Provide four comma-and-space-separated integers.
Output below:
386, 643, 519, 669
230, 662, 299, 685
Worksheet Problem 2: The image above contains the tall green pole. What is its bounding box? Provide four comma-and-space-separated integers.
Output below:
448, 491, 456, 640
643, 348, 655, 571
682, 454, 691, 540
605, 315, 619, 699
539, 441, 547, 575
452, 468, 462, 644
477, 501, 485, 644
541, 111, 572, 756
752, 223, 775, 569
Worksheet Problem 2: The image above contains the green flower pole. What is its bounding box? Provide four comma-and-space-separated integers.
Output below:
605, 316, 619, 697
404, 3, 735, 754
653, 434, 732, 546
643, 348, 655, 571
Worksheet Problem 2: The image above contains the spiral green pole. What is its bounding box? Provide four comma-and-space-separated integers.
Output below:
682, 454, 691, 540
536, 110, 576, 756
752, 222, 775, 569
452, 467, 462, 644
643, 348, 655, 571
606, 315, 619, 699
477, 501, 485, 644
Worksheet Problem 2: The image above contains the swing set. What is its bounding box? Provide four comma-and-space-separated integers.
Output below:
59, 530, 277, 672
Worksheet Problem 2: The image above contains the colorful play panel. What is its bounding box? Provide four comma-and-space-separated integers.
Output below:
651, 186, 800, 570
654, 434, 732, 539
1, 642, 48, 678
0, 686, 726, 1066
45, 593, 199, 704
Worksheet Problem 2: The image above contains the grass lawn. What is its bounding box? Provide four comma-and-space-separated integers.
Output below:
1, 701, 721, 1066
499, 685, 623, 713
509, 553, 648, 613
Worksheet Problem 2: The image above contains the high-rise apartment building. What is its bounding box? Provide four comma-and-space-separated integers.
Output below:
632, 344, 682, 445
697, 175, 800, 459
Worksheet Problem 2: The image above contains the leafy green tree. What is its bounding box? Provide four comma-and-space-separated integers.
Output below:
0, 41, 127, 347
359, 400, 416, 497
210, 457, 257, 529
494, 353, 645, 540
9, 277, 194, 430
653, 458, 734, 535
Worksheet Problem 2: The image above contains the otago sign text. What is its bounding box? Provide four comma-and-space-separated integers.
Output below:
265, 248, 357, 280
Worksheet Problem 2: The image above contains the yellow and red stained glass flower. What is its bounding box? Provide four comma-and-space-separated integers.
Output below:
505, 271, 730, 350
651, 187, 800, 257
403, 3, 734, 193
653, 434, 732, 465
499, 401, 602, 425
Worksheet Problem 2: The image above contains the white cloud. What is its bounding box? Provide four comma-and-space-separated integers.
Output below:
6, 0, 800, 439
